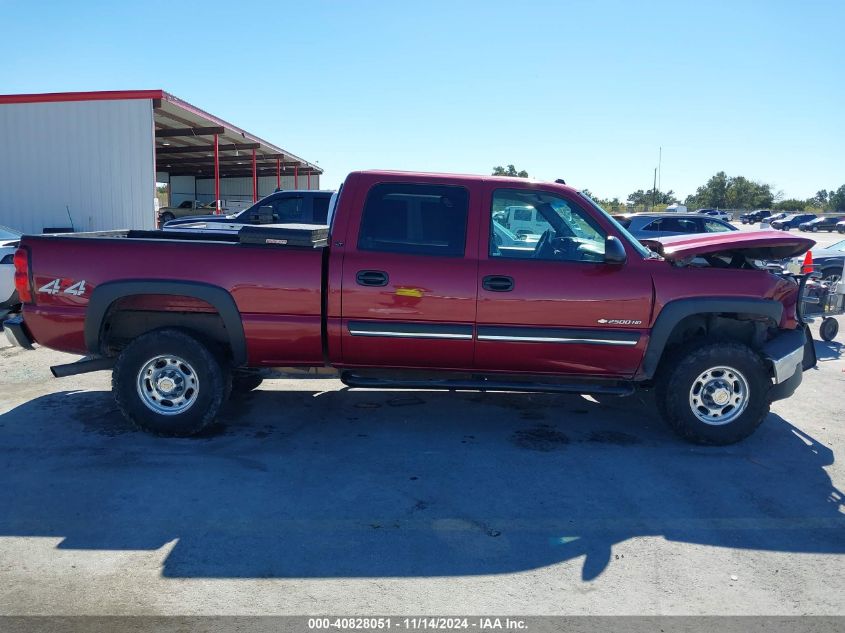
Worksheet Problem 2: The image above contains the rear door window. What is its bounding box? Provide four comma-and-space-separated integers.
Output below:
274, 197, 303, 222
312, 196, 330, 224
357, 183, 469, 257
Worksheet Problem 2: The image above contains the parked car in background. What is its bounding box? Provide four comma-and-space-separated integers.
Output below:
162, 190, 334, 229
496, 205, 547, 239
157, 200, 219, 225
786, 239, 845, 286
0, 224, 22, 317
615, 213, 738, 239
837, 220, 845, 234
739, 209, 772, 224
696, 209, 734, 222
761, 212, 788, 226
771, 213, 817, 230
799, 216, 843, 232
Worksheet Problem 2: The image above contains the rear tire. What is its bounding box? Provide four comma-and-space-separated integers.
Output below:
112, 328, 231, 436
655, 341, 771, 445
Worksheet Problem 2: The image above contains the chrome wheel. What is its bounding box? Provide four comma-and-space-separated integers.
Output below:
136, 355, 199, 415
822, 272, 841, 289
688, 365, 749, 426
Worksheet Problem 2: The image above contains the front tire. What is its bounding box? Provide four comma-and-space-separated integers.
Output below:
656, 341, 771, 445
112, 328, 231, 436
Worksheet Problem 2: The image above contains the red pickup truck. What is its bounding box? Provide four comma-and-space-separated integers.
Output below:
4, 170, 817, 444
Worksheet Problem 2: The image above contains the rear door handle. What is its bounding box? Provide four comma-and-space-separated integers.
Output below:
356, 270, 389, 287
482, 275, 514, 292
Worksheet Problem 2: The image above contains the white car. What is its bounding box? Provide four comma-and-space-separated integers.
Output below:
0, 224, 22, 314
697, 209, 734, 222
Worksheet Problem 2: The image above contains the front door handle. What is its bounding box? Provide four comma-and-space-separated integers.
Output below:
356, 270, 389, 287
482, 275, 514, 292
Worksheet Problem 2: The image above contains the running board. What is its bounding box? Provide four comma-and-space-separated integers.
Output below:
51, 356, 116, 378
340, 371, 634, 396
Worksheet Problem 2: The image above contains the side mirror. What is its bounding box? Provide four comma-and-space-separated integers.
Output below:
604, 236, 627, 264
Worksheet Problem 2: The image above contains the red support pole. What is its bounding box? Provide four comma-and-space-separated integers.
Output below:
252, 148, 258, 202
276, 157, 281, 190
213, 133, 220, 214
294, 165, 298, 189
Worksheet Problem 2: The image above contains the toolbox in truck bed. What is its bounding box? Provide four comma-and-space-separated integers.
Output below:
238, 224, 329, 248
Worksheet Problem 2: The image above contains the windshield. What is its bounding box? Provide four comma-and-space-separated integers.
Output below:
829, 240, 845, 252
577, 193, 653, 258
0, 225, 21, 240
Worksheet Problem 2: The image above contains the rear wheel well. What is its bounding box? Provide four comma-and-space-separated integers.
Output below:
100, 295, 232, 363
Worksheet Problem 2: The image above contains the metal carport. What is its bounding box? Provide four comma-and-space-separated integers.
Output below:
0, 90, 322, 233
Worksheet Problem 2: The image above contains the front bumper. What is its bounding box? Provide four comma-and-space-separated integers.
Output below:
3, 315, 34, 350
763, 325, 815, 402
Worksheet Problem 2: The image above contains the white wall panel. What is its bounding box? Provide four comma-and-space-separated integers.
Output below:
169, 175, 197, 206
0, 99, 156, 233
195, 175, 323, 205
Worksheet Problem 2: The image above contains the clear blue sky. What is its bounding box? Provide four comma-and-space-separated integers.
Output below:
2, 0, 842, 201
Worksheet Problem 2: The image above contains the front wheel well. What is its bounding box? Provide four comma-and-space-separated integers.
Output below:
663, 313, 773, 352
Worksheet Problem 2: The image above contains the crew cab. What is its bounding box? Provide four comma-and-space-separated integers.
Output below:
4, 171, 817, 445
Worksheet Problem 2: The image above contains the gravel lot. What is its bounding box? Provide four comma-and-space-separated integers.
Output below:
0, 232, 843, 616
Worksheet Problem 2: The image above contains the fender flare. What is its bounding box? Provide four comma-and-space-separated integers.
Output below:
84, 280, 247, 367
639, 297, 783, 379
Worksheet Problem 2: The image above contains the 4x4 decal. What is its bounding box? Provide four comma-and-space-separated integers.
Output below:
38, 279, 87, 296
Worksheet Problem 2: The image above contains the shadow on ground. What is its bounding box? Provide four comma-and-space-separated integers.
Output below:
0, 386, 842, 581
814, 338, 843, 362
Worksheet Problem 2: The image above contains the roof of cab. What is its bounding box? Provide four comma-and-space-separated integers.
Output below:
348, 170, 581, 195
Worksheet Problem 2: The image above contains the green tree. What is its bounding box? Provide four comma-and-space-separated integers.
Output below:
685, 172, 773, 209
492, 164, 529, 178
812, 190, 830, 207
829, 185, 845, 212
773, 199, 808, 212
627, 188, 677, 210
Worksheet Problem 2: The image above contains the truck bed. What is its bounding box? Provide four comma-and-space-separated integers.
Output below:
20, 229, 328, 366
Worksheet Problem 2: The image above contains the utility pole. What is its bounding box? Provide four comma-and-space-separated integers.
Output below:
651, 167, 657, 211
658, 146, 662, 192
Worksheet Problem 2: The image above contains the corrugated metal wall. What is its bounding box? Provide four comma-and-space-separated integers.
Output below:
0, 99, 155, 233
194, 175, 323, 205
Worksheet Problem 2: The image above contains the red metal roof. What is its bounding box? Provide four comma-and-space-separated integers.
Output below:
0, 90, 165, 105
0, 90, 320, 173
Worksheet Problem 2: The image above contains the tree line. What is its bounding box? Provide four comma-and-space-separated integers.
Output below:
492, 166, 845, 213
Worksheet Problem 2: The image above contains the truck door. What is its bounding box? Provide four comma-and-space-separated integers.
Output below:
476, 187, 652, 377
340, 181, 479, 369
